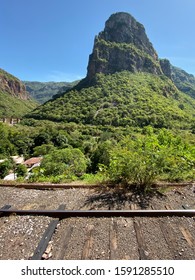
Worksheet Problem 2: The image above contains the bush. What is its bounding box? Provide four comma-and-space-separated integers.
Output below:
41, 147, 88, 177
16, 164, 28, 178
33, 144, 56, 156
0, 159, 13, 179
108, 137, 165, 187
107, 130, 195, 188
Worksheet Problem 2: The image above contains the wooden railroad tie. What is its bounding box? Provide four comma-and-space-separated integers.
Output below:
31, 204, 65, 260
0, 205, 11, 217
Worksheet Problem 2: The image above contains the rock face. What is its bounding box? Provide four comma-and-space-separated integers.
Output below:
86, 12, 163, 80
0, 68, 29, 100
160, 59, 172, 79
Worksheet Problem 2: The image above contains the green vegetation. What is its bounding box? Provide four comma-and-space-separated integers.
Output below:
0, 68, 37, 117
16, 164, 27, 178
107, 129, 195, 187
0, 159, 13, 179
0, 68, 19, 81
1, 71, 195, 187
41, 147, 87, 176
0, 90, 37, 117
0, 120, 195, 187
27, 72, 195, 129
171, 65, 195, 99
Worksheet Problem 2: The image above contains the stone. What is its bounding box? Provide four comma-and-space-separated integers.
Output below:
86, 12, 163, 81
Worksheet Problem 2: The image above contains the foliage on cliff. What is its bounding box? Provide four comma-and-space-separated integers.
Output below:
171, 65, 195, 99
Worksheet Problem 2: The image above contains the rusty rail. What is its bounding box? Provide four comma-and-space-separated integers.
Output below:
0, 181, 194, 190
0, 183, 100, 189
0, 208, 195, 218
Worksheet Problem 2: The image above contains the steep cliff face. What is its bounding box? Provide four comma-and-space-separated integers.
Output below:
98, 12, 157, 57
86, 12, 162, 80
0, 68, 29, 100
159, 59, 172, 79
0, 68, 37, 117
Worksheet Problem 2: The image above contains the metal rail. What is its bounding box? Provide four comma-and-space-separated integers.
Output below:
0, 182, 194, 189
0, 209, 195, 218
0, 205, 11, 217
0, 183, 100, 189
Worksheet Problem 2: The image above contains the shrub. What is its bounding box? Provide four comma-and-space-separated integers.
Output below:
0, 159, 13, 179
41, 147, 88, 177
107, 130, 195, 188
16, 164, 28, 178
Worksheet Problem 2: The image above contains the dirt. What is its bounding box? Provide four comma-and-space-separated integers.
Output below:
0, 184, 194, 260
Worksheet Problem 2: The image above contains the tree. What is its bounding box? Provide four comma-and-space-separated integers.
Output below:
16, 164, 27, 178
33, 144, 55, 156
90, 140, 113, 172
0, 160, 13, 179
41, 148, 88, 177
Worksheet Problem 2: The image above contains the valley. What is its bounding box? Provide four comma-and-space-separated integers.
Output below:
0, 12, 195, 188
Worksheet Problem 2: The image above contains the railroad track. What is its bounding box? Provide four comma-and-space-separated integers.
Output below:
0, 181, 194, 189
0, 204, 195, 260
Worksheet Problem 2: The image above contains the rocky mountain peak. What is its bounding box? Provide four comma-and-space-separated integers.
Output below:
86, 12, 162, 81
99, 12, 157, 57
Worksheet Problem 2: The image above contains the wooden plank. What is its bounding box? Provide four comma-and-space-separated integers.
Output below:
179, 226, 194, 248
153, 205, 178, 259
133, 219, 148, 260
82, 225, 94, 260
0, 205, 11, 209
158, 217, 182, 259
165, 205, 194, 248
55, 226, 73, 260
31, 204, 65, 260
0, 205, 11, 217
109, 218, 118, 260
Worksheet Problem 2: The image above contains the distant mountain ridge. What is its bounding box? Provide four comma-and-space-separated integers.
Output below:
24, 80, 79, 104
171, 65, 195, 99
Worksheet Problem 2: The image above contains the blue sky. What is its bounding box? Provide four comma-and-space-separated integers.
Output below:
1, 0, 195, 81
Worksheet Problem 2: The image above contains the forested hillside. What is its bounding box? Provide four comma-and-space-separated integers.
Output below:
24, 80, 79, 104
27, 71, 195, 129
171, 65, 195, 99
